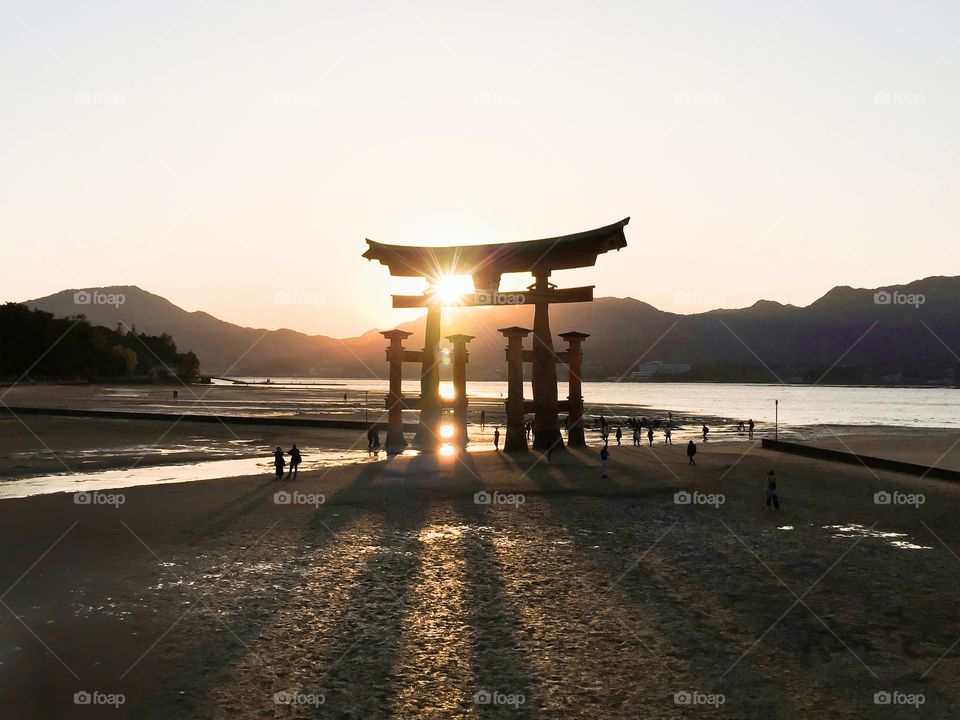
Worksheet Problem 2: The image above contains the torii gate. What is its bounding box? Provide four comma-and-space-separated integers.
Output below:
363, 217, 629, 452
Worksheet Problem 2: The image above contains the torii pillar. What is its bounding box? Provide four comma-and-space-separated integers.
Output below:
560, 331, 589, 447
380, 329, 412, 453
531, 272, 563, 452
499, 326, 530, 451
414, 302, 442, 449
445, 334, 474, 446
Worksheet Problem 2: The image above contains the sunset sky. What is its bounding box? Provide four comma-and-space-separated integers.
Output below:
2, 0, 958, 337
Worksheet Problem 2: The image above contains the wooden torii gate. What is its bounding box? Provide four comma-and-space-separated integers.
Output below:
364, 217, 629, 452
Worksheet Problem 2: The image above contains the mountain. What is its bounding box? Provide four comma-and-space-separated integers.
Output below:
24, 277, 960, 384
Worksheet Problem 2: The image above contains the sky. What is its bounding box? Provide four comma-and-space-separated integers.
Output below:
1, 0, 958, 337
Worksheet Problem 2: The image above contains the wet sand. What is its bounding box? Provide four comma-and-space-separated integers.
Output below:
3, 419, 960, 718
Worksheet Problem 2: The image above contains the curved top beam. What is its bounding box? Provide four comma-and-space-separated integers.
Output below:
363, 217, 629, 281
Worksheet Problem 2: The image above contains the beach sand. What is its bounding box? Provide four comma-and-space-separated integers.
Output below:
2, 416, 960, 718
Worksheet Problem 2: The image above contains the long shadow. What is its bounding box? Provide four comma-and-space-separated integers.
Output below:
455, 500, 537, 720
133, 463, 387, 718
304, 500, 430, 718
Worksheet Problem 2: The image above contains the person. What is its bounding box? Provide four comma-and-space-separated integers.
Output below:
525, 421, 532, 440
493, 427, 500, 451
765, 470, 779, 509
615, 426, 622, 446
664, 426, 673, 444
273, 446, 285, 480
686, 440, 697, 465
371, 428, 381, 454
668, 411, 673, 423
366, 427, 376, 454
748, 418, 755, 439
633, 427, 640, 447
287, 444, 301, 479
647, 426, 654, 447
173, 390, 178, 400
480, 410, 486, 430
600, 442, 610, 478
702, 424, 710, 442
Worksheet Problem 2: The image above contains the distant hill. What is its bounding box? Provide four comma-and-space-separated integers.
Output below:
24, 278, 960, 384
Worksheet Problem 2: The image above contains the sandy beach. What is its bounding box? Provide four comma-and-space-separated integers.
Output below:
2, 410, 960, 718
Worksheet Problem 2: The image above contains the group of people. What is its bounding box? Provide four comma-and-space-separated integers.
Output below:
272, 444, 302, 480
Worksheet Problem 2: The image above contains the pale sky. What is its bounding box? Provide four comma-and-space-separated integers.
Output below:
1, 0, 958, 337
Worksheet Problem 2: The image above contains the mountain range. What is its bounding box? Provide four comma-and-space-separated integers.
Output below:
24, 277, 960, 385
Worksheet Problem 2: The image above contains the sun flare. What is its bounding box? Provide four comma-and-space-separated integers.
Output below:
432, 275, 473, 304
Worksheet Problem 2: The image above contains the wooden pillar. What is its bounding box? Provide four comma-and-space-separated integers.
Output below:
415, 302, 442, 449
499, 326, 530, 451
380, 329, 412, 453
531, 273, 563, 452
445, 334, 474, 446
560, 331, 589, 447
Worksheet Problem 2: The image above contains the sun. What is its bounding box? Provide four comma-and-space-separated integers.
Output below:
432, 275, 473, 304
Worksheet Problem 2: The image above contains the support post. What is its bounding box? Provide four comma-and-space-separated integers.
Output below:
499, 326, 530, 452
415, 302, 442, 449
445, 334, 474, 446
531, 272, 563, 452
559, 331, 589, 447
380, 330, 412, 453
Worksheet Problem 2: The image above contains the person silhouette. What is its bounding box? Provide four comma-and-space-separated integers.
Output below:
687, 440, 697, 465
748, 418, 755, 439
287, 444, 301, 479
600, 442, 610, 478
702, 424, 710, 442
647, 426, 654, 447
493, 427, 500, 451
664, 426, 672, 444
765, 470, 779, 509
273, 446, 285, 480
615, 426, 622, 446
480, 410, 486, 430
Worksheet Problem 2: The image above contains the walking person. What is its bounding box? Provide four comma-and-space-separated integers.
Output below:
480, 410, 486, 430
493, 427, 500, 452
647, 426, 654, 447
702, 424, 710, 442
600, 442, 610, 478
765, 470, 780, 509
287, 444, 301, 479
664, 426, 672, 444
615, 426, 622, 446
748, 418, 755, 440
633, 427, 640, 447
686, 440, 697, 465
273, 446, 285, 480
